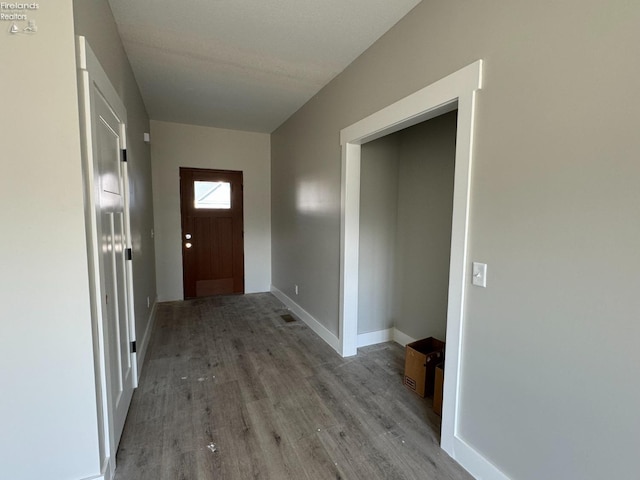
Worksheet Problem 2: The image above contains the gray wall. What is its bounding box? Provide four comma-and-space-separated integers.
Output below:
394, 112, 456, 341
150, 120, 271, 301
0, 2, 157, 477
271, 119, 341, 322
74, 0, 158, 365
358, 135, 399, 334
0, 2, 101, 478
271, 1, 640, 479
357, 112, 456, 340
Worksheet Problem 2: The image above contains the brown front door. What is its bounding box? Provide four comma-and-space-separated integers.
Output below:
180, 167, 244, 298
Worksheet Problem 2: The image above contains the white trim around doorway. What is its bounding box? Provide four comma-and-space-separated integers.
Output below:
338, 60, 508, 480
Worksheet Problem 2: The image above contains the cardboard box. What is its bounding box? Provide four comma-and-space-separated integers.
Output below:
403, 337, 445, 397
433, 363, 444, 415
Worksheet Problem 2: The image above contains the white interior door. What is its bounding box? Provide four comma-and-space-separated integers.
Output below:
77, 36, 136, 476
94, 90, 134, 447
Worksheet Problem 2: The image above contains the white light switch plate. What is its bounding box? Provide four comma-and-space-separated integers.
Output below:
472, 262, 487, 287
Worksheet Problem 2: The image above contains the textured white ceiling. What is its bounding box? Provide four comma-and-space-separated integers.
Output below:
107, 0, 421, 133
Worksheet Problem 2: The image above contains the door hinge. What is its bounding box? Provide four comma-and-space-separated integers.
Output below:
121, 149, 127, 162
125, 248, 132, 260
130, 341, 137, 353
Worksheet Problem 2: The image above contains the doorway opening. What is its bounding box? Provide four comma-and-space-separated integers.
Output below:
180, 167, 245, 298
339, 60, 483, 458
359, 110, 457, 438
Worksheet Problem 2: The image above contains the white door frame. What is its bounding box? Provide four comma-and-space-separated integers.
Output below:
76, 35, 137, 480
339, 60, 483, 456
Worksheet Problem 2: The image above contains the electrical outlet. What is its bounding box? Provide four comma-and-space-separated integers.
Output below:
294, 285, 299, 295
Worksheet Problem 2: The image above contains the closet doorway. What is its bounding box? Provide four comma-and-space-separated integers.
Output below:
358, 111, 457, 352
339, 60, 483, 457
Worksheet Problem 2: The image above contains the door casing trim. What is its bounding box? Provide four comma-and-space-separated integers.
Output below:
339, 61, 493, 474
76, 35, 136, 480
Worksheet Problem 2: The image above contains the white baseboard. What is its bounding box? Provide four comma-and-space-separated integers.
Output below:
357, 328, 393, 347
79, 454, 112, 480
356, 327, 417, 348
392, 328, 417, 347
451, 436, 511, 480
270, 285, 340, 354
136, 298, 158, 380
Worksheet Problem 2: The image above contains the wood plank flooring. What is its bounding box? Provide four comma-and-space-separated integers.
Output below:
115, 293, 473, 480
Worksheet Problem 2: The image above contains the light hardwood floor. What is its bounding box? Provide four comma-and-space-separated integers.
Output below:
115, 293, 473, 480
